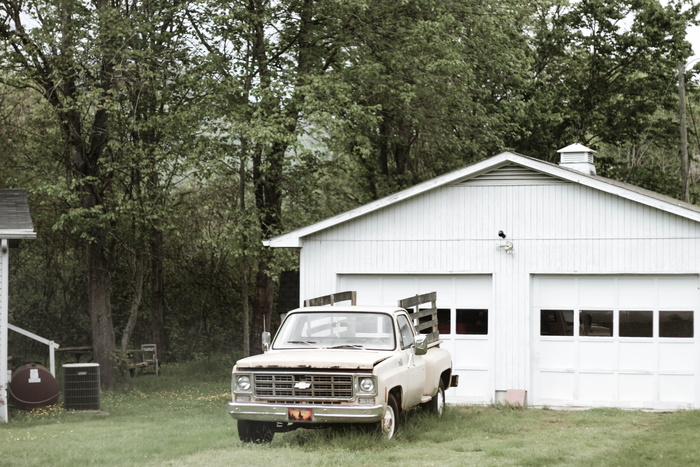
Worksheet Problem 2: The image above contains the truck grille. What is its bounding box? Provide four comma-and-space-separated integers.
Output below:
253, 373, 354, 401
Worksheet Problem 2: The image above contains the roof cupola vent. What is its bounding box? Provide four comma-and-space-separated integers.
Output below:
557, 143, 596, 175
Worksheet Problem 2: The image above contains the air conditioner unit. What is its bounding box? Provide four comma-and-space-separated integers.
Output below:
62, 363, 100, 411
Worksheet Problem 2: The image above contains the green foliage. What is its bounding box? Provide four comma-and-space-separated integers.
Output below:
0, 0, 699, 365
516, 0, 699, 160
311, 0, 533, 201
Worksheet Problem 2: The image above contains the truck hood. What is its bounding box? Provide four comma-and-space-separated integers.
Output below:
234, 349, 392, 370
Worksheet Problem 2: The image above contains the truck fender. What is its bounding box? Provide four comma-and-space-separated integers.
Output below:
421, 347, 453, 398
375, 356, 407, 408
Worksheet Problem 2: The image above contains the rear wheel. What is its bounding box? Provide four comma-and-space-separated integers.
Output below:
378, 394, 399, 439
425, 380, 445, 417
237, 420, 275, 444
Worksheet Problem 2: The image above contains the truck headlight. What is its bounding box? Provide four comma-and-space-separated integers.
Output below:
358, 376, 376, 395
235, 375, 252, 392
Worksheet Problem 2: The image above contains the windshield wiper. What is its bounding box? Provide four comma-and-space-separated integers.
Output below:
328, 344, 365, 350
287, 340, 317, 346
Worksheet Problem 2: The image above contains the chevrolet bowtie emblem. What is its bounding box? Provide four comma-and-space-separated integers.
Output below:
294, 381, 312, 390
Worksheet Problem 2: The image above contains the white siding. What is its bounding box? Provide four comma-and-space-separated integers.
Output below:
297, 170, 700, 397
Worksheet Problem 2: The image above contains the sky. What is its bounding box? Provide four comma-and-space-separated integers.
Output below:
690, 24, 700, 65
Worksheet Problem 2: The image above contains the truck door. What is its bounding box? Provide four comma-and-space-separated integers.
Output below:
397, 314, 426, 407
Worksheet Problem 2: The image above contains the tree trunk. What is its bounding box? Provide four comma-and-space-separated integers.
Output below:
240, 141, 251, 357
120, 251, 144, 354
251, 262, 277, 355
150, 229, 167, 357
241, 260, 251, 357
86, 237, 117, 390
678, 62, 690, 203
246, 0, 313, 354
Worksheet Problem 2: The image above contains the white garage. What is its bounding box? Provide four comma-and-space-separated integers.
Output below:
266, 144, 700, 409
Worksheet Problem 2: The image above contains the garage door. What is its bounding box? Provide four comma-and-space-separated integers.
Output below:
338, 274, 492, 403
532, 275, 700, 409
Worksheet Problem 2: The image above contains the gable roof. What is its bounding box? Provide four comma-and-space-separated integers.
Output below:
266, 152, 700, 248
0, 190, 36, 239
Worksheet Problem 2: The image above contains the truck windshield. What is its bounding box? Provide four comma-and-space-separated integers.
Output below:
274, 312, 396, 350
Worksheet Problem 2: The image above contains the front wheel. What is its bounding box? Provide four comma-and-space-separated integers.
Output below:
237, 420, 275, 444
378, 394, 399, 439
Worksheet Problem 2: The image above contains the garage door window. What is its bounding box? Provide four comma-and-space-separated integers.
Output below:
540, 309, 694, 338
456, 309, 488, 335
540, 310, 573, 336
437, 309, 450, 334
435, 308, 489, 335
660, 311, 694, 338
579, 310, 613, 336
620, 310, 653, 337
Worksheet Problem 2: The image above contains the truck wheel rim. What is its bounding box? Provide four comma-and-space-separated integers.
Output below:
436, 389, 445, 416
381, 405, 395, 439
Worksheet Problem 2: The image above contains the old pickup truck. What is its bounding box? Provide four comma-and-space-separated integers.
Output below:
228, 292, 457, 443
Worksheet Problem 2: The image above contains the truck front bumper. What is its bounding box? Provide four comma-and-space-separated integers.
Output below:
228, 401, 384, 424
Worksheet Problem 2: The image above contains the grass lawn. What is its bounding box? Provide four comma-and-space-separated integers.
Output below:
2, 356, 700, 466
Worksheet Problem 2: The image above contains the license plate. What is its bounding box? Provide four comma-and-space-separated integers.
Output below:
288, 408, 313, 421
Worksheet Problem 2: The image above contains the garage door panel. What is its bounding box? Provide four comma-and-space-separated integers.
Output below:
538, 341, 575, 368
619, 374, 656, 402
381, 277, 417, 304
538, 371, 575, 400
453, 339, 489, 367
578, 278, 616, 308
416, 276, 453, 304
618, 278, 656, 308
344, 277, 382, 305
659, 343, 695, 372
658, 277, 699, 308
453, 276, 492, 306
451, 369, 490, 399
579, 373, 616, 401
579, 342, 616, 370
619, 343, 656, 371
659, 375, 694, 403
534, 277, 576, 308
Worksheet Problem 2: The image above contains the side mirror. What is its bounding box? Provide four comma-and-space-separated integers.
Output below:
414, 334, 428, 356
262, 332, 271, 352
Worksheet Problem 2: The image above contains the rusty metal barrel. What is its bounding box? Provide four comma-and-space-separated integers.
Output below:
8, 363, 60, 410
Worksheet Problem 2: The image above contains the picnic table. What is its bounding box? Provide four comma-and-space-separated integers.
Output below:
56, 346, 93, 363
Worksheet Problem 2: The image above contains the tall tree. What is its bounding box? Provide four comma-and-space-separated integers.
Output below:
190, 0, 338, 354
0, 0, 124, 388
0, 0, 198, 386
517, 0, 699, 161
314, 0, 533, 201
109, 0, 203, 360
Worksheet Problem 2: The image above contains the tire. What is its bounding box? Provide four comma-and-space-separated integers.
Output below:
378, 394, 399, 440
425, 380, 445, 417
237, 419, 275, 444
